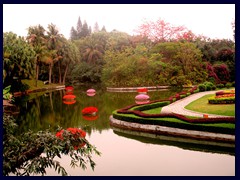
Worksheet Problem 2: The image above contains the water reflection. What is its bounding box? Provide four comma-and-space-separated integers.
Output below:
10, 85, 235, 176
13, 86, 178, 135
112, 127, 235, 156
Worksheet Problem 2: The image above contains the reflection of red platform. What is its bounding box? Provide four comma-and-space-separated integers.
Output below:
63, 94, 76, 99
63, 94, 76, 105
82, 107, 98, 121
137, 88, 148, 94
63, 100, 76, 105
83, 115, 99, 121
56, 128, 86, 149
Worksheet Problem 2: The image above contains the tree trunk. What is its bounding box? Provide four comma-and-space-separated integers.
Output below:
58, 61, 62, 84
62, 64, 69, 85
49, 63, 52, 84
35, 63, 39, 87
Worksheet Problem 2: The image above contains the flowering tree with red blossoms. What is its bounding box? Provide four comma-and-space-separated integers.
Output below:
135, 18, 196, 43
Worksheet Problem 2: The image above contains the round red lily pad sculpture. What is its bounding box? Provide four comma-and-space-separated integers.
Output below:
86, 89, 96, 96
135, 94, 150, 104
82, 106, 98, 121
56, 128, 86, 149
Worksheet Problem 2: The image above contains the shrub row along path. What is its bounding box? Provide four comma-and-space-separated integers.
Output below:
161, 90, 235, 118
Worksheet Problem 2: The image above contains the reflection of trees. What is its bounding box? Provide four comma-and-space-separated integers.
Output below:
14, 86, 182, 134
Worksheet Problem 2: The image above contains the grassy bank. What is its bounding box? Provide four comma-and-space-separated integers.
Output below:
22, 79, 64, 91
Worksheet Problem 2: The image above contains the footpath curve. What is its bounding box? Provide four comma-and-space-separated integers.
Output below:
161, 90, 235, 118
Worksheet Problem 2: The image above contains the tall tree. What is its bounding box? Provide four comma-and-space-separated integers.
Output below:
76, 16, 82, 39
101, 25, 106, 32
135, 18, 188, 43
81, 20, 90, 38
3, 32, 36, 89
46, 23, 64, 84
70, 26, 78, 40
93, 22, 100, 32
27, 25, 47, 87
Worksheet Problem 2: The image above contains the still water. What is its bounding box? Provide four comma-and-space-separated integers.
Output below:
13, 85, 235, 176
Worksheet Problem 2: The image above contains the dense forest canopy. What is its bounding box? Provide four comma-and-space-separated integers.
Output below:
3, 17, 235, 91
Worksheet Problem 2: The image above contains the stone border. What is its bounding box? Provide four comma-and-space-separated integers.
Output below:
110, 115, 235, 143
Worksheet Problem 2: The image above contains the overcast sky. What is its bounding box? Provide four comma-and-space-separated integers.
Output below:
3, 4, 235, 40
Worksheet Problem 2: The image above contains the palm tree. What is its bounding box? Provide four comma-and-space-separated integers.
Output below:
27, 25, 47, 87
82, 37, 104, 64
46, 23, 64, 84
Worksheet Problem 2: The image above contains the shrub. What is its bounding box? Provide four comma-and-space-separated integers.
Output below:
208, 97, 235, 104
226, 82, 232, 89
232, 81, 235, 87
205, 84, 212, 91
216, 84, 224, 89
198, 84, 206, 92
212, 85, 217, 90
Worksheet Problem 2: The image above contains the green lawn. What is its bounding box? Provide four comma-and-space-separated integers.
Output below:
143, 107, 162, 114
185, 94, 235, 116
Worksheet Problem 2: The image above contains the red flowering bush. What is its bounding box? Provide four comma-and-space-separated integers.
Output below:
56, 128, 86, 149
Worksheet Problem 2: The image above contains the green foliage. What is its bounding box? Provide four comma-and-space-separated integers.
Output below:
3, 114, 100, 176
226, 82, 232, 88
3, 32, 36, 88
3, 85, 14, 101
198, 84, 206, 92
216, 84, 224, 89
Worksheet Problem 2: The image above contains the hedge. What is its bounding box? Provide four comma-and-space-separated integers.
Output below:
208, 97, 235, 104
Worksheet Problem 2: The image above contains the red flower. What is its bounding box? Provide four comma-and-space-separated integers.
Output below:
56, 128, 86, 149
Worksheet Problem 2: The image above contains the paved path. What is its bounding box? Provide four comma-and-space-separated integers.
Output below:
161, 90, 235, 118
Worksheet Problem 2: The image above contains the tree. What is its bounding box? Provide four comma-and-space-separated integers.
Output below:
93, 22, 100, 32
3, 114, 100, 176
46, 23, 64, 84
81, 20, 90, 38
70, 26, 78, 40
151, 41, 207, 85
59, 40, 80, 84
27, 25, 47, 87
101, 25, 106, 32
3, 32, 36, 89
76, 16, 82, 39
135, 18, 189, 43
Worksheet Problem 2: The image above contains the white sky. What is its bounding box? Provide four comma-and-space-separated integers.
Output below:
3, 4, 235, 40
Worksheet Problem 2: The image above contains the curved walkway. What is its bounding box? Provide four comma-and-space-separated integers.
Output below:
161, 90, 235, 118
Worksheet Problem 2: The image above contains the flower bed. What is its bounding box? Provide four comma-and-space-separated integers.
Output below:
208, 90, 235, 104
112, 86, 235, 136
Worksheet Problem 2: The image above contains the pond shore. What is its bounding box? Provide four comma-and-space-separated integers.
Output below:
110, 115, 235, 143
107, 85, 193, 92
13, 85, 65, 97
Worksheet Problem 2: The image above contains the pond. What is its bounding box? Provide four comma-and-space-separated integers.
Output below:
12, 84, 235, 176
